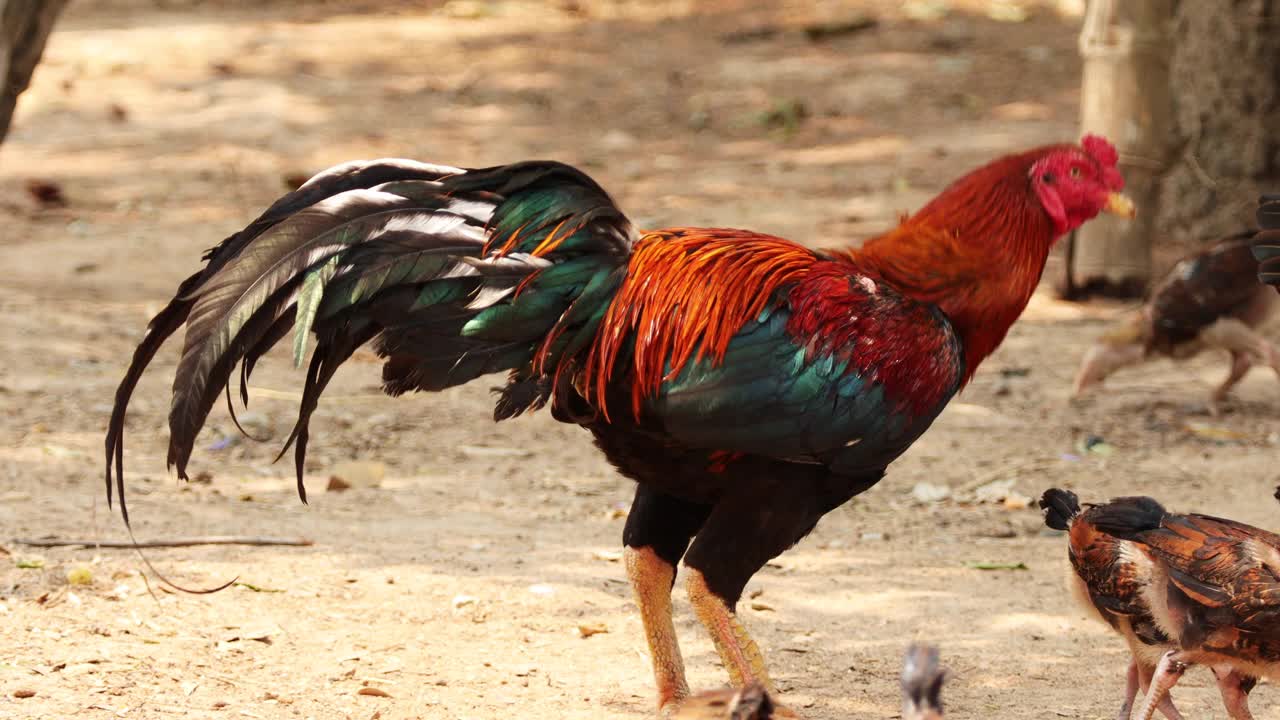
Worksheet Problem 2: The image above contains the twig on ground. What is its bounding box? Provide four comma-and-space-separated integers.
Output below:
11, 536, 314, 549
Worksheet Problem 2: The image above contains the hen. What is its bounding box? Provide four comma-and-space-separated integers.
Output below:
1041, 489, 1280, 720
1040, 489, 1183, 720
1073, 232, 1280, 414
106, 138, 1129, 715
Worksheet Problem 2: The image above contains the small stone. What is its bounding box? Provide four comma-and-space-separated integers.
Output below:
326, 460, 385, 490
13, 688, 35, 699
911, 482, 951, 504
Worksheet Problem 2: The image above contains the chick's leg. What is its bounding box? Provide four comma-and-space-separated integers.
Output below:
623, 487, 711, 714
1211, 666, 1256, 720
1210, 351, 1253, 415
1135, 651, 1189, 720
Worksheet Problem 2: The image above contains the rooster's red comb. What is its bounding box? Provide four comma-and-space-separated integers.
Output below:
1081, 134, 1124, 190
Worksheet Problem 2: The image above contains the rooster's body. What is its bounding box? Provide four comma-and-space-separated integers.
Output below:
108, 138, 1129, 715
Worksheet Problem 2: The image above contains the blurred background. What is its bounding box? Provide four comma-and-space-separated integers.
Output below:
0, 2, 1278, 719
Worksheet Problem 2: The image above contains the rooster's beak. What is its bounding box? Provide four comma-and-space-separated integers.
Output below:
1104, 192, 1136, 219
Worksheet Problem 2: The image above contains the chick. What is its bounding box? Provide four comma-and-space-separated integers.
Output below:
1073, 232, 1280, 414
901, 644, 946, 720
672, 644, 947, 720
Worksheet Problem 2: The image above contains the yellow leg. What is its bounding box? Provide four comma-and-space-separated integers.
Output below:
625, 546, 690, 712
685, 567, 774, 694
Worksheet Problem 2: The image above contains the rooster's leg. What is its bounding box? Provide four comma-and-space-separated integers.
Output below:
623, 487, 711, 714
680, 472, 876, 703
1211, 666, 1257, 720
685, 567, 774, 692
1135, 651, 1189, 720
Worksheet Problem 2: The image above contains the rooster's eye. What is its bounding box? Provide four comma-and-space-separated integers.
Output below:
1069, 166, 1082, 178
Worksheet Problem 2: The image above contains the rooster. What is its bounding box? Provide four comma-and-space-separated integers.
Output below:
1041, 489, 1279, 720
1073, 232, 1280, 415
106, 137, 1130, 716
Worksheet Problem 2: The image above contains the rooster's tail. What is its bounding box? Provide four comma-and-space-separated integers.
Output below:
106, 159, 635, 522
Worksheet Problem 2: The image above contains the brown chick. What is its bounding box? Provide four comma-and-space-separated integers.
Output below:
1073, 231, 1280, 415
1040, 489, 1184, 720
1045, 489, 1280, 720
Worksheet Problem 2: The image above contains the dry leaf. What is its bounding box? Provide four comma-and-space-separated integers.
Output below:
24, 179, 66, 207
576, 622, 608, 638
357, 687, 392, 698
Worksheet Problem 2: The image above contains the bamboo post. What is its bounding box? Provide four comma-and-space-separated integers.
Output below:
0, 0, 68, 147
1058, 0, 1175, 299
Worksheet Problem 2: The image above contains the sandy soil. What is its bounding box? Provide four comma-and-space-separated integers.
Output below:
2, 2, 1279, 719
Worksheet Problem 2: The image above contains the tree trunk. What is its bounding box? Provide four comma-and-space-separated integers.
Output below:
0, 0, 68, 147
1058, 0, 1176, 300
1157, 1, 1280, 240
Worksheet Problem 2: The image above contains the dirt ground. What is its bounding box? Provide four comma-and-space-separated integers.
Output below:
2, 2, 1279, 719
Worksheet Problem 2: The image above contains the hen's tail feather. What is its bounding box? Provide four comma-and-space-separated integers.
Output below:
1083, 495, 1168, 539
1038, 488, 1081, 531
1252, 194, 1280, 287
107, 158, 635, 523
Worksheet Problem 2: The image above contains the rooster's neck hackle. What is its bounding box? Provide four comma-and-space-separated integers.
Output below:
850, 148, 1062, 383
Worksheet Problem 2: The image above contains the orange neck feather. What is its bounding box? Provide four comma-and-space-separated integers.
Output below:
846, 148, 1063, 383
583, 228, 814, 421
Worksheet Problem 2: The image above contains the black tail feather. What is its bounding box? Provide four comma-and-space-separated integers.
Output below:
105, 160, 465, 524
1253, 194, 1280, 287
1085, 495, 1168, 540
106, 157, 634, 525
104, 271, 204, 524
1038, 488, 1081, 531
